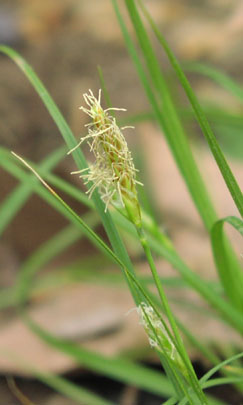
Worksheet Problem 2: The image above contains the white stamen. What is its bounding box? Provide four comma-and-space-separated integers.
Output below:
121, 126, 135, 130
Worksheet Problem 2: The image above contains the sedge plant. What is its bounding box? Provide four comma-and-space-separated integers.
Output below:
66, 89, 206, 402
0, 1, 243, 403
10, 88, 206, 403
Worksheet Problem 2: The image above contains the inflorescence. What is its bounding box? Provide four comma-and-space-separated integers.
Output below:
69, 89, 142, 227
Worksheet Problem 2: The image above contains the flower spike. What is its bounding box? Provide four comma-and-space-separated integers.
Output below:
69, 90, 142, 227
138, 303, 186, 375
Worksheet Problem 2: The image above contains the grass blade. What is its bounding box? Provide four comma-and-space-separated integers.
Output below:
137, 0, 243, 217
4, 353, 114, 405
0, 150, 124, 270
200, 352, 243, 385
203, 376, 243, 389
1, 149, 243, 334
184, 62, 243, 102
35, 372, 115, 405
25, 316, 174, 398
113, 211, 243, 333
116, 0, 217, 229
211, 216, 243, 310
0, 44, 135, 276
0, 146, 66, 236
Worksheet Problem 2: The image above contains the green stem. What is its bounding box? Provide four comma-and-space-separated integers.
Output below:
137, 227, 178, 337
136, 226, 208, 405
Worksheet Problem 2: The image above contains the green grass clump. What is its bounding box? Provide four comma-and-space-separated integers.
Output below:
0, 1, 242, 403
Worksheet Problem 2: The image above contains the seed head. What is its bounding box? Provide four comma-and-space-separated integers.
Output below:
69, 90, 142, 227
138, 303, 185, 373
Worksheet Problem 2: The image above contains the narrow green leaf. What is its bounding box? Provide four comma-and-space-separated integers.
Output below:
0, 44, 135, 276
124, 270, 207, 405
200, 352, 243, 385
113, 211, 243, 334
25, 317, 174, 398
114, 0, 243, 332
1, 150, 243, 334
203, 376, 243, 389
4, 352, 114, 405
148, 231, 243, 333
211, 216, 243, 310
35, 372, 115, 405
117, 0, 217, 229
0, 151, 124, 270
185, 62, 243, 102
181, 105, 243, 128
137, 1, 243, 217
0, 146, 66, 236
